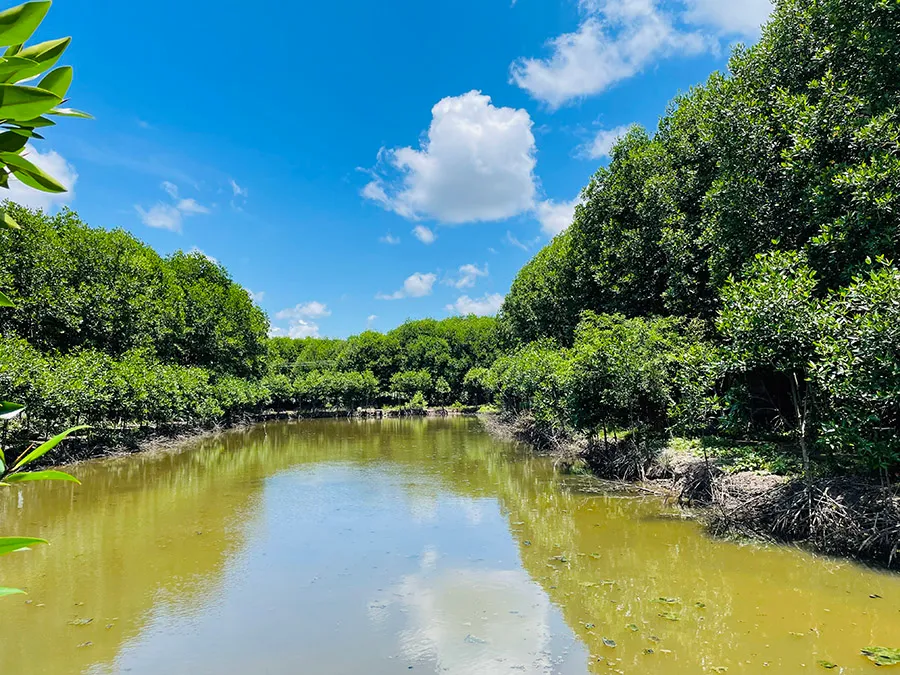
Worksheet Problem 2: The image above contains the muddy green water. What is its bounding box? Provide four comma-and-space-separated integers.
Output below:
1, 418, 898, 674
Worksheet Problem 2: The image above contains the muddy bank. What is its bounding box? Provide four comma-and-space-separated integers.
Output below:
481, 412, 900, 570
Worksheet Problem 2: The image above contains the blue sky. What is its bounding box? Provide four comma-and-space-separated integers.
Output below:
13, 0, 772, 338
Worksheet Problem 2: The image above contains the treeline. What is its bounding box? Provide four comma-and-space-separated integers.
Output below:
493, 0, 900, 477
263, 315, 499, 409
0, 205, 499, 433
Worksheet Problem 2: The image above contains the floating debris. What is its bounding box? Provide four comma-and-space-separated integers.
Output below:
463, 634, 487, 645
861, 647, 900, 666
658, 612, 680, 621
67, 618, 93, 626
626, 624, 639, 632
602, 638, 617, 648
817, 661, 838, 669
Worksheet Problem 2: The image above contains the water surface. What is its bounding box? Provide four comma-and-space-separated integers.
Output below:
1, 418, 898, 673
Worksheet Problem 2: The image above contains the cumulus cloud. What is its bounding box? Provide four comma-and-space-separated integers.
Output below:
5, 146, 78, 212
683, 0, 772, 35
380, 233, 400, 245
449, 264, 488, 289
136, 182, 211, 232
511, 0, 772, 108
276, 301, 331, 320
271, 300, 331, 338
583, 124, 634, 159
536, 198, 580, 236
412, 225, 436, 244
362, 91, 537, 224
376, 272, 437, 300
188, 246, 218, 264
446, 293, 504, 317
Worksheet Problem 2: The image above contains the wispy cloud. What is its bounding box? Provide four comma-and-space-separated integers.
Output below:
135, 181, 211, 233
380, 233, 401, 245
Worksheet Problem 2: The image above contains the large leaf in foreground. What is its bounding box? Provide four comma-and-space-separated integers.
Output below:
13, 37, 69, 81
0, 401, 25, 420
0, 83, 60, 119
12, 425, 88, 470
5, 470, 80, 484
0, 150, 66, 192
861, 647, 900, 666
0, 536, 46, 556
0, 2, 51, 48
0, 587, 25, 597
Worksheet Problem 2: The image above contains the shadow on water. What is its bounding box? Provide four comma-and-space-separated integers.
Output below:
0, 417, 897, 674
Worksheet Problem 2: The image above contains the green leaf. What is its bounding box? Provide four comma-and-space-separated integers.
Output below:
12, 425, 88, 470
13, 37, 70, 81
0, 129, 28, 153
0, 209, 17, 229
0, 289, 14, 307
0, 151, 66, 192
0, 401, 25, 420
0, 536, 46, 556
0, 84, 61, 120
0, 587, 25, 597
37, 66, 71, 98
817, 661, 838, 669
861, 647, 900, 666
0, 2, 51, 48
11, 114, 54, 128
5, 470, 79, 484
0, 56, 38, 80
47, 107, 91, 119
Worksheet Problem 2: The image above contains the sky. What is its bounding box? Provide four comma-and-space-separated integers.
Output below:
13, 0, 773, 338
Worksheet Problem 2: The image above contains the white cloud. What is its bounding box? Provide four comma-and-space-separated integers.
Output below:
5, 146, 78, 212
446, 293, 505, 317
450, 264, 488, 289
276, 301, 331, 320
683, 0, 772, 35
367, 314, 378, 328
536, 198, 580, 236
247, 289, 265, 303
505, 231, 529, 251
511, 0, 772, 109
271, 301, 330, 338
136, 203, 182, 231
136, 182, 210, 232
376, 272, 437, 300
380, 233, 401, 245
176, 198, 209, 215
412, 225, 436, 244
583, 124, 634, 159
511, 4, 709, 108
287, 319, 320, 339
188, 246, 218, 264
362, 91, 537, 224
162, 181, 179, 199
229, 178, 248, 197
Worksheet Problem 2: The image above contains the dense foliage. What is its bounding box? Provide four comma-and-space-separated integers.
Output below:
494, 0, 900, 476
0, 205, 499, 434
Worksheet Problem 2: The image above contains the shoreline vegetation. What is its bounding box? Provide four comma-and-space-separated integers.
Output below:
481, 413, 900, 570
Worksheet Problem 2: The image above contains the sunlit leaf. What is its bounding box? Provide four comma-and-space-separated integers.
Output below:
0, 55, 37, 80
0, 289, 14, 307
0, 150, 66, 192
0, 401, 25, 419
861, 647, 900, 666
0, 586, 25, 597
12, 425, 89, 470
36, 65, 71, 98
13, 37, 69, 81
11, 114, 54, 128
0, 536, 47, 556
0, 83, 60, 120
0, 2, 51, 47
5, 470, 80, 484
48, 107, 92, 119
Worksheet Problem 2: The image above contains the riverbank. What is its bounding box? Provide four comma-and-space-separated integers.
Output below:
481, 413, 900, 570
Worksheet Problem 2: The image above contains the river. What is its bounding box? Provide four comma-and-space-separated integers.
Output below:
0, 418, 898, 673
